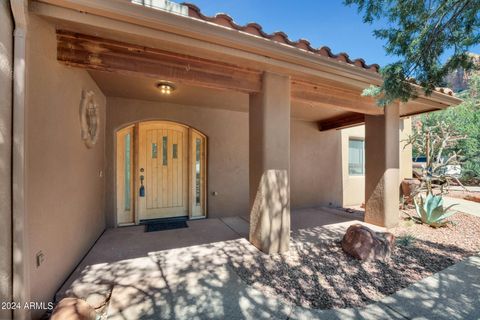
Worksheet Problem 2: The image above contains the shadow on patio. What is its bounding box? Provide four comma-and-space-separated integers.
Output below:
55, 208, 359, 317
54, 208, 479, 319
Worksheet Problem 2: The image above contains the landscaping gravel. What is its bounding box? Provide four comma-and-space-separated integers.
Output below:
228, 212, 480, 310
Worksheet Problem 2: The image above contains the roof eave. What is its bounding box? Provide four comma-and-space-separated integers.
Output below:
33, 0, 460, 108
33, 0, 383, 85
414, 85, 463, 108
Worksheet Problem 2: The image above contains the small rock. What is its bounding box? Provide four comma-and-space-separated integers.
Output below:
51, 298, 97, 320
341, 224, 395, 261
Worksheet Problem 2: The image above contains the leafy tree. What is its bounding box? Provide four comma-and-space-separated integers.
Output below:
345, 0, 480, 105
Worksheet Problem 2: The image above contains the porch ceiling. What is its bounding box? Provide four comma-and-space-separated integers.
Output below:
89, 70, 248, 113
42, 12, 461, 129
89, 70, 349, 122
57, 29, 380, 122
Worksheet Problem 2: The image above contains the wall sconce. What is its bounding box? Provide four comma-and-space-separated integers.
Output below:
156, 82, 176, 95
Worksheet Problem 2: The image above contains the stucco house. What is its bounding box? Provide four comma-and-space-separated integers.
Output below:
0, 0, 461, 319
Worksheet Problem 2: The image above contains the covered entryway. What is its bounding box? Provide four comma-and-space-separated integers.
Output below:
6, 1, 464, 318
116, 121, 207, 226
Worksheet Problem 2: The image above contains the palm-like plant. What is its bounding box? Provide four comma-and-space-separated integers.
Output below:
413, 193, 458, 228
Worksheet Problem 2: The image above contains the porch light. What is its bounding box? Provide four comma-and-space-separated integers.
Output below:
156, 82, 175, 95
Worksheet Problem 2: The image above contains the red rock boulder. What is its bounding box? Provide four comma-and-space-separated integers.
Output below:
342, 224, 395, 261
51, 298, 97, 320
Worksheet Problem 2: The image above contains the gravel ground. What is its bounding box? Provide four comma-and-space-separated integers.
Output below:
228, 212, 480, 310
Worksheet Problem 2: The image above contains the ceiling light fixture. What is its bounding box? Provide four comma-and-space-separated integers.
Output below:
156, 82, 175, 95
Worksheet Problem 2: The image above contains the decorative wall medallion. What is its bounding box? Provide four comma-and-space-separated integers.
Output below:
80, 90, 99, 148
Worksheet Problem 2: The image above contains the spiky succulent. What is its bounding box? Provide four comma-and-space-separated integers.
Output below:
413, 194, 458, 228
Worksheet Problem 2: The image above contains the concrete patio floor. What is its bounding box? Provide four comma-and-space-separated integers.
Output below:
56, 208, 364, 317
55, 208, 480, 320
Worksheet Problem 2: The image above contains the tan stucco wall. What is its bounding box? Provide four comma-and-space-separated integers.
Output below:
106, 97, 344, 225
26, 16, 106, 318
341, 118, 412, 207
0, 1, 13, 319
291, 121, 343, 208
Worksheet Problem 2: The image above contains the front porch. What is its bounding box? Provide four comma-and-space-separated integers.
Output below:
9, 2, 463, 318
54, 207, 480, 320
55, 208, 366, 319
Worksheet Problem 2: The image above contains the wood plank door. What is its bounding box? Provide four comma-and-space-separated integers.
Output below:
138, 121, 189, 220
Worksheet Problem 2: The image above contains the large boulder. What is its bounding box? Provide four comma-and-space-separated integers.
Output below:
51, 298, 97, 320
342, 224, 395, 261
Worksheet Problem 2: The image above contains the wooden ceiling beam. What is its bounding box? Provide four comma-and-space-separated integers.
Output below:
291, 78, 382, 115
318, 112, 365, 131
56, 31, 401, 118
57, 30, 262, 93
291, 90, 380, 115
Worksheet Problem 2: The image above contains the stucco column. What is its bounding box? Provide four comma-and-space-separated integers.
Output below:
0, 1, 13, 319
249, 72, 290, 254
11, 1, 30, 319
365, 102, 400, 228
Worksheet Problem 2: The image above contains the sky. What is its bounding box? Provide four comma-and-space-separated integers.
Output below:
185, 0, 480, 69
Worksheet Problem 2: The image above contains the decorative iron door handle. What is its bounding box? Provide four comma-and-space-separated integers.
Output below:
139, 175, 145, 197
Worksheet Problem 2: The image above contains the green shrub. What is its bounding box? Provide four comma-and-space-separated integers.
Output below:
413, 194, 458, 228
396, 234, 416, 247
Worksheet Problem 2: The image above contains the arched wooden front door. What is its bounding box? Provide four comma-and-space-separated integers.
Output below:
116, 121, 207, 225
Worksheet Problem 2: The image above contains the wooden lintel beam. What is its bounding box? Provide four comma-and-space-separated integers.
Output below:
56, 30, 262, 93
318, 113, 365, 131
292, 90, 381, 115
291, 79, 382, 115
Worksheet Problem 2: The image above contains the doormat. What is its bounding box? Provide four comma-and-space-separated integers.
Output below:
144, 219, 188, 232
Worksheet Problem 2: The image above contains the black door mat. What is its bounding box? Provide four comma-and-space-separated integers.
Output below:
144, 218, 188, 232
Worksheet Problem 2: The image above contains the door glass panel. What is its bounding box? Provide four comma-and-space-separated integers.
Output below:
152, 143, 158, 159
195, 138, 201, 206
173, 144, 178, 159
124, 133, 131, 211
162, 136, 168, 166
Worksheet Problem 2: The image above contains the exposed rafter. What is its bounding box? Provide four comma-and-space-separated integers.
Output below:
57, 30, 263, 94
56, 30, 454, 120
318, 113, 365, 131
291, 79, 382, 116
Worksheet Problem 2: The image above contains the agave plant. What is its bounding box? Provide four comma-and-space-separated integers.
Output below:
413, 193, 458, 228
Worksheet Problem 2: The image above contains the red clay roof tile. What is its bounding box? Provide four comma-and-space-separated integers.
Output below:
182, 2, 380, 73
181, 2, 454, 96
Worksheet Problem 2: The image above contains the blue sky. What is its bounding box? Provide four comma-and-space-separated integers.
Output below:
185, 0, 480, 69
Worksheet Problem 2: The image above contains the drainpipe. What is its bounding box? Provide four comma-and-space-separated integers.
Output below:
0, 1, 14, 319
10, 0, 30, 319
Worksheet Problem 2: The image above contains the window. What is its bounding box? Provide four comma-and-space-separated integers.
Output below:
151, 143, 158, 159
195, 138, 201, 206
172, 144, 178, 159
124, 133, 132, 210
162, 136, 168, 165
348, 138, 365, 176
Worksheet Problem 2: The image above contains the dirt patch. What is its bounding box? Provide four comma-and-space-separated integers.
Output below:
465, 195, 480, 203
229, 213, 480, 310
444, 190, 480, 203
